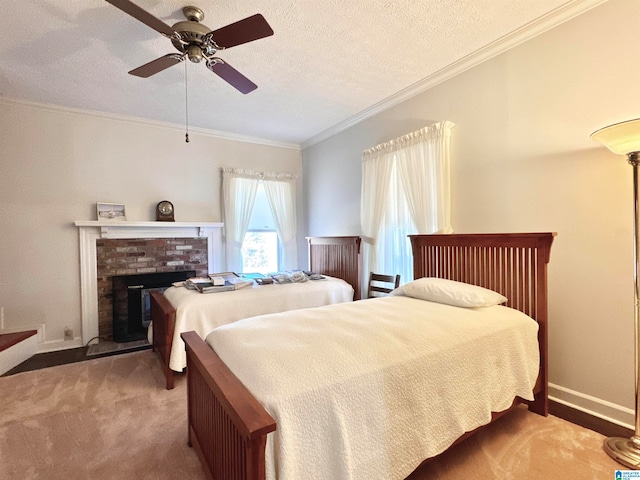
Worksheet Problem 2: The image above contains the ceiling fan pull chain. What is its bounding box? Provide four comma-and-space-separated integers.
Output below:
185, 59, 190, 143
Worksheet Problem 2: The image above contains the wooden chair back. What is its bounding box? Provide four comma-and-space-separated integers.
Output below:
367, 272, 401, 298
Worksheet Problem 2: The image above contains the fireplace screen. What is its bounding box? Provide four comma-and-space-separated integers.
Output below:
112, 270, 196, 342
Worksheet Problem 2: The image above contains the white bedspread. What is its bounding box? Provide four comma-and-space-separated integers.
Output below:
206, 295, 540, 480
161, 276, 353, 371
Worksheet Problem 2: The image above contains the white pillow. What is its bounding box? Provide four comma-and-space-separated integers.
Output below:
390, 277, 507, 308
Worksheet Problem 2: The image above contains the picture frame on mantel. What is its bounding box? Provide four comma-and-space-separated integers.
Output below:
96, 202, 126, 221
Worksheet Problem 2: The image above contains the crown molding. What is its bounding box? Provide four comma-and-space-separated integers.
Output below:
0, 96, 301, 151
300, 0, 609, 150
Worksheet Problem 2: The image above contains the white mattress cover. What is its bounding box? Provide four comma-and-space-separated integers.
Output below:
206, 295, 540, 480
161, 276, 353, 371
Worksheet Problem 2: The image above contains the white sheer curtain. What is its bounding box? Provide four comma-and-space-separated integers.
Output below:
360, 145, 394, 287
262, 172, 298, 270
221, 167, 297, 272
396, 121, 454, 234
221, 168, 259, 272
360, 121, 454, 293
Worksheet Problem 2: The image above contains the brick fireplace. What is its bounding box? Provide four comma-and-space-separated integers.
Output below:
97, 237, 207, 340
75, 221, 223, 345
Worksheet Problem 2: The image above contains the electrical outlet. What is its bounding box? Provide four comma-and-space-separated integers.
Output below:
64, 326, 73, 341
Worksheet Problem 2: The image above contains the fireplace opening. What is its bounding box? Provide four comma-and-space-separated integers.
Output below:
112, 270, 196, 342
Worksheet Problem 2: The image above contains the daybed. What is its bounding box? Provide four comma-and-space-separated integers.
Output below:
182, 232, 555, 480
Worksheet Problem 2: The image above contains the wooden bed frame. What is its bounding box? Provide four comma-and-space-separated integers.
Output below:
181, 232, 555, 480
150, 290, 179, 389
150, 236, 362, 390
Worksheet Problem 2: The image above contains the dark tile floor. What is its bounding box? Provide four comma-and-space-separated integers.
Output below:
2, 340, 151, 376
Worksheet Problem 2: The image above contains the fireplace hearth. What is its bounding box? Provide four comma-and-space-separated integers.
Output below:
112, 270, 195, 342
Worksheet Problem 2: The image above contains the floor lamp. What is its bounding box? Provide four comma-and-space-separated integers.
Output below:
592, 118, 640, 469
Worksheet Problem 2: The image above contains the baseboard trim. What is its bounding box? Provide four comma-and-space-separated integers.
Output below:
549, 400, 633, 439
549, 383, 634, 432
37, 337, 84, 353
1, 324, 84, 353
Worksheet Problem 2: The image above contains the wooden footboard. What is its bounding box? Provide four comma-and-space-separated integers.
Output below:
182, 331, 276, 480
150, 290, 177, 390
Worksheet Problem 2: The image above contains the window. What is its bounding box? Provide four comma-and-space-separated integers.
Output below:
241, 182, 279, 273
360, 122, 453, 294
222, 167, 297, 273
376, 161, 416, 285
242, 231, 278, 273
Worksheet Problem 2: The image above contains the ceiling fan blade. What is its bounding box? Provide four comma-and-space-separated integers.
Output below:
129, 54, 184, 77
207, 61, 258, 94
105, 0, 175, 37
210, 14, 274, 49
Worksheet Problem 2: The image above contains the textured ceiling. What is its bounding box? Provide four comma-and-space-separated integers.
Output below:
0, 0, 603, 147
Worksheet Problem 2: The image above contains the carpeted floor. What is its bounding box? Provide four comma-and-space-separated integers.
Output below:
0, 350, 623, 479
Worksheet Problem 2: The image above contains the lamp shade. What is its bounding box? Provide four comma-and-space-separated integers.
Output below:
591, 118, 640, 155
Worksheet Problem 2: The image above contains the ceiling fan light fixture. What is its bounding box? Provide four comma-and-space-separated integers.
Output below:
105, 1, 274, 93
187, 44, 203, 63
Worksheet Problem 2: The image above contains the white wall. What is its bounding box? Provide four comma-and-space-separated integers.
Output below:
0, 100, 302, 352
303, 0, 639, 427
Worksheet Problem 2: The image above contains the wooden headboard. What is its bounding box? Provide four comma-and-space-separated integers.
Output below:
307, 236, 361, 300
410, 233, 555, 320
409, 232, 556, 415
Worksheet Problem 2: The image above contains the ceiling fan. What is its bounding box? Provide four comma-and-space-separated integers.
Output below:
105, 0, 274, 94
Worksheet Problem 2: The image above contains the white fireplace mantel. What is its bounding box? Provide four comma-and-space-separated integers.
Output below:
74, 221, 224, 344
